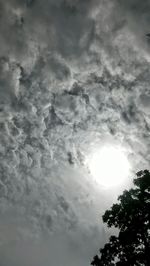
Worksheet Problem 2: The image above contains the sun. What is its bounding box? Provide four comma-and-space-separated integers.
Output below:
88, 146, 131, 188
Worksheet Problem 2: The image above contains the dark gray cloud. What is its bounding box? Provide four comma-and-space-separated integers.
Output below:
0, 0, 97, 62
0, 0, 150, 265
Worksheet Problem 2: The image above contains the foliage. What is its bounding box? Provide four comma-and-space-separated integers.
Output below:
91, 170, 150, 266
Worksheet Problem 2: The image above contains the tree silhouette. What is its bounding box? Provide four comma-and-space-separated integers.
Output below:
91, 170, 150, 266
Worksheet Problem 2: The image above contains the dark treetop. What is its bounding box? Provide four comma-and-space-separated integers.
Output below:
91, 170, 150, 266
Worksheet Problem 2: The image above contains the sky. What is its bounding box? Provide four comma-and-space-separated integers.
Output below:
0, 0, 150, 265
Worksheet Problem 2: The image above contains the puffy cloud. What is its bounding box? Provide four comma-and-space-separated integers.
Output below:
0, 0, 150, 265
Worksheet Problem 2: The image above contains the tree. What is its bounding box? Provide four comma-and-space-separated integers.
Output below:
91, 170, 150, 266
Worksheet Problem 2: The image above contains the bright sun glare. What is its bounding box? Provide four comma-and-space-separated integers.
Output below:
88, 146, 131, 188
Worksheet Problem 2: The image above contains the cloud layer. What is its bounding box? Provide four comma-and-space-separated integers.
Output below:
0, 0, 150, 265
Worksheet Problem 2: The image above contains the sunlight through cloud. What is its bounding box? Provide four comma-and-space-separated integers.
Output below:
88, 146, 131, 189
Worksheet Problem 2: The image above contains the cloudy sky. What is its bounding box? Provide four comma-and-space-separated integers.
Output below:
0, 0, 150, 265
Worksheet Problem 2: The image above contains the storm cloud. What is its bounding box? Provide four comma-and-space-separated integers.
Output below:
0, 0, 150, 265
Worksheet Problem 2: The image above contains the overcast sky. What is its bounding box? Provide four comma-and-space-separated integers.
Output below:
0, 0, 150, 265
